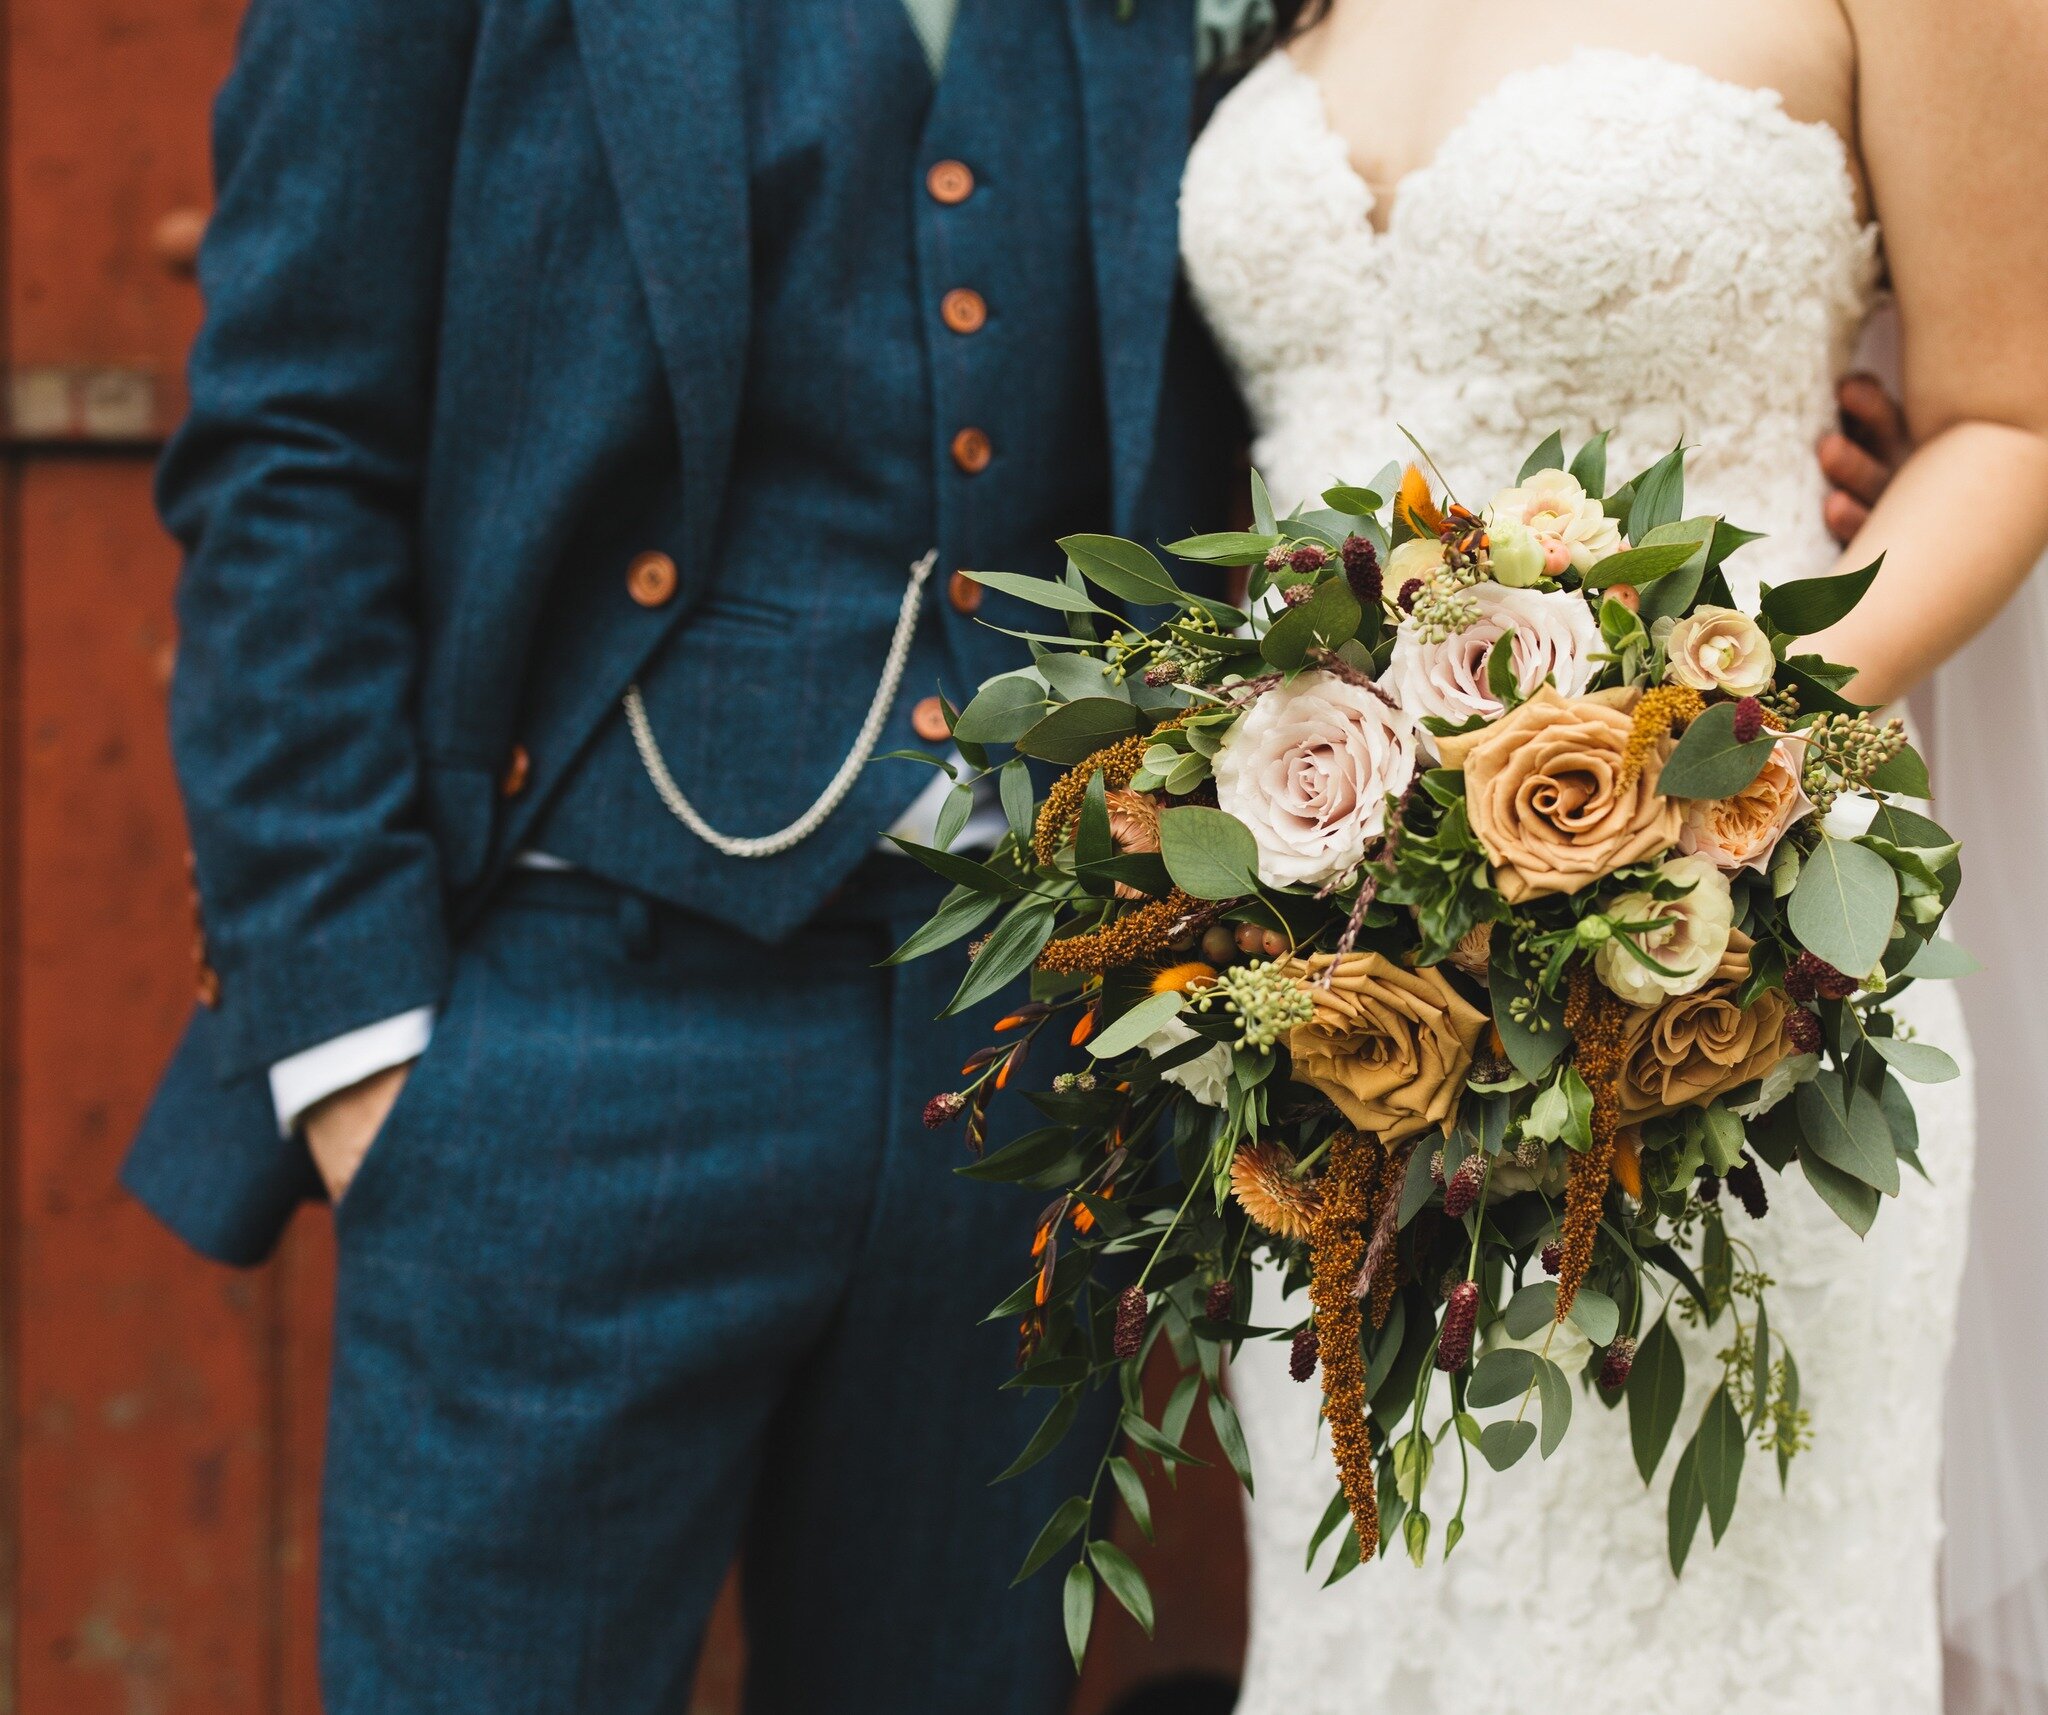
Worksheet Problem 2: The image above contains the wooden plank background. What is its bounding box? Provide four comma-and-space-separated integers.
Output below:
0, 3, 1247, 1709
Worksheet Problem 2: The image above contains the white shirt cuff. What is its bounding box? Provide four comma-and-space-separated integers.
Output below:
269, 1007, 436, 1138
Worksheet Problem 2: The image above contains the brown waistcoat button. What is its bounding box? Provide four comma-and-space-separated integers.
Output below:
926, 160, 975, 205
627, 551, 678, 607
940, 288, 987, 334
911, 696, 952, 743
947, 570, 983, 616
500, 744, 532, 798
950, 427, 992, 474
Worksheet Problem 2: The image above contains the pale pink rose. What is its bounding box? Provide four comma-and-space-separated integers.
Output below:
1676, 737, 1814, 874
1387, 582, 1602, 754
1213, 671, 1420, 888
1487, 468, 1622, 574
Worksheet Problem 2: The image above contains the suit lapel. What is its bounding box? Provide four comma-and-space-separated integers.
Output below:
1065, 0, 1197, 536
566, 0, 750, 585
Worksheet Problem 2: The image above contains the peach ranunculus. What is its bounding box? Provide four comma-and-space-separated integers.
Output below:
1104, 788, 1162, 900
1615, 932, 1795, 1122
1212, 670, 1419, 889
1387, 582, 1602, 751
1279, 952, 1489, 1142
1437, 685, 1683, 903
1486, 468, 1623, 576
1676, 737, 1814, 875
1663, 606, 1776, 698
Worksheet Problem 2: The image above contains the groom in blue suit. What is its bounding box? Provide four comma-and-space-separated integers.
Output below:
125, 0, 1244, 1709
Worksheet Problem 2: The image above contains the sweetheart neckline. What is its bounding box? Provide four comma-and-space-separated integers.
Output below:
1266, 44, 1871, 242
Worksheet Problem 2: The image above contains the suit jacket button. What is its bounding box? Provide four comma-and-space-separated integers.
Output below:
500, 744, 532, 798
195, 946, 220, 1008
950, 427, 992, 474
911, 696, 952, 743
947, 570, 983, 616
627, 551, 678, 607
926, 159, 975, 205
941, 288, 987, 334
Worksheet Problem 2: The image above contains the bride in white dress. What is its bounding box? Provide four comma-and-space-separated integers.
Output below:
1178, 2, 2048, 1710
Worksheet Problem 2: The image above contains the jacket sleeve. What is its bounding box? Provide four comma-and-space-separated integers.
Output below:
161, 0, 480, 1078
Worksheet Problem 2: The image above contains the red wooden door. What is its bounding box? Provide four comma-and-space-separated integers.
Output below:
0, 6, 1240, 1710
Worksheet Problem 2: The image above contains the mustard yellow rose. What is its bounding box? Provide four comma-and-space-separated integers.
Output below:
1280, 952, 1489, 1142
1438, 685, 1683, 903
1616, 933, 1795, 1122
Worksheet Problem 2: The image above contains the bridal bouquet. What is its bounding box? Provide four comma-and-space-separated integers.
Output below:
893, 435, 1961, 1661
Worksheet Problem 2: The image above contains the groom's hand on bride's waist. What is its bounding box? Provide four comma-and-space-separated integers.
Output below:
303, 1062, 412, 1203
1820, 372, 1911, 543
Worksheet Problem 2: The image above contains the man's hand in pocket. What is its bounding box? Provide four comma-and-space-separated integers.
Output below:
304, 1062, 412, 1202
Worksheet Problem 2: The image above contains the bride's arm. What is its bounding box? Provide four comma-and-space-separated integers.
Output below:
1810, 0, 2048, 705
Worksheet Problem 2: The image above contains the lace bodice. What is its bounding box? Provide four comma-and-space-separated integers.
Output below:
1183, 49, 1972, 1715
1181, 48, 1879, 612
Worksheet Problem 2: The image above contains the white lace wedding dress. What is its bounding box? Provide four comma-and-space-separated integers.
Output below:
1181, 48, 1976, 1715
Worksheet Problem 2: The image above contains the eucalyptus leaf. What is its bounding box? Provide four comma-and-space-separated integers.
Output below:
944, 904, 1058, 1016
1060, 533, 1182, 607
1582, 540, 1702, 591
882, 884, 1001, 966
1157, 805, 1261, 900
1163, 530, 1280, 566
1696, 1385, 1747, 1543
999, 758, 1036, 845
1867, 1036, 1960, 1084
1536, 1356, 1573, 1457
1468, 1346, 1538, 1409
1902, 936, 1978, 979
933, 780, 977, 852
1251, 468, 1278, 535
1015, 698, 1141, 765
1795, 1070, 1899, 1195
964, 569, 1114, 615
1800, 1142, 1881, 1236
953, 673, 1050, 744
1629, 1316, 1686, 1483
1567, 1287, 1621, 1347
1261, 577, 1362, 669
1088, 991, 1184, 1059
1788, 835, 1898, 978
1321, 483, 1384, 516
1655, 700, 1776, 799
1668, 1433, 1705, 1574
1503, 1283, 1559, 1340
1480, 1420, 1538, 1471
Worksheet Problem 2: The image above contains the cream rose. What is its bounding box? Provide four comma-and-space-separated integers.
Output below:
1593, 854, 1734, 1006
1387, 582, 1602, 750
1664, 606, 1776, 698
1677, 737, 1813, 874
1213, 671, 1419, 889
1279, 952, 1489, 1142
1487, 468, 1622, 575
1438, 685, 1683, 903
